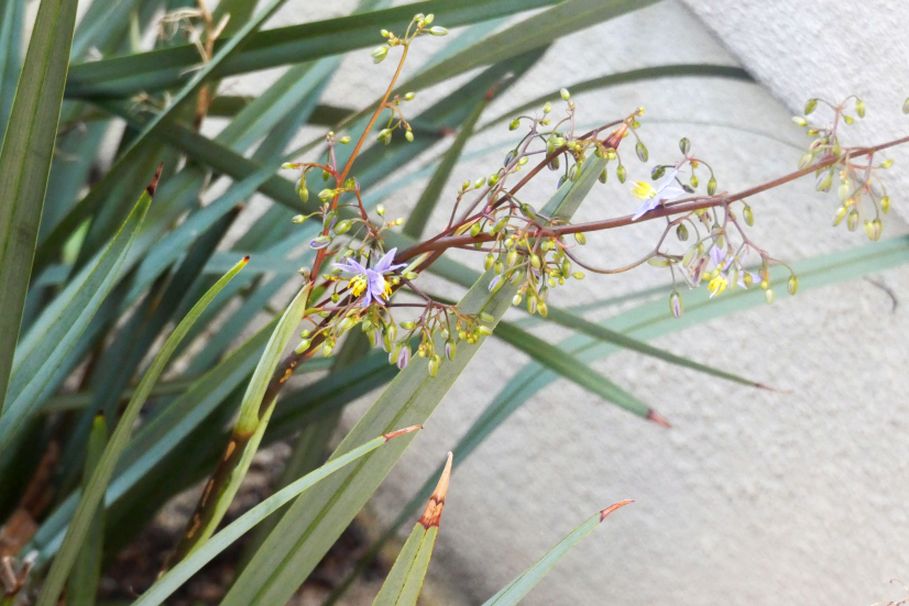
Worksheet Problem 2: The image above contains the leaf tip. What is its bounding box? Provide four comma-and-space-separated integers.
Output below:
646, 409, 671, 428
599, 498, 634, 522
383, 424, 423, 442
419, 451, 453, 529
146, 163, 164, 197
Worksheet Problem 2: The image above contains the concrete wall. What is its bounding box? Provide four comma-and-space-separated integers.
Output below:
292, 2, 909, 604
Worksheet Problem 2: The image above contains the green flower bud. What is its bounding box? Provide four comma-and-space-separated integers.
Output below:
881, 195, 891, 214
804, 98, 818, 115
689, 174, 699, 188
543, 101, 552, 114
707, 176, 717, 195
843, 114, 854, 125
429, 26, 448, 36
787, 274, 799, 295
743, 204, 754, 226
574, 232, 587, 245
792, 116, 808, 127
598, 168, 608, 183
371, 45, 388, 63
334, 219, 352, 235
616, 164, 627, 183
816, 171, 833, 192
635, 141, 648, 162
509, 117, 521, 131
855, 98, 866, 118
318, 188, 334, 202
677, 137, 691, 155
560, 88, 571, 101
847, 208, 859, 231
833, 205, 848, 226
676, 223, 689, 241
404, 129, 414, 142
339, 135, 351, 144
881, 158, 894, 169
765, 288, 775, 304
530, 254, 542, 269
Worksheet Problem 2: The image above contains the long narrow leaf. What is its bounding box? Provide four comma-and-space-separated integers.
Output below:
35, 256, 250, 606
0, 0, 78, 412
481, 500, 633, 606
65, 0, 558, 99
131, 426, 422, 606
373, 452, 452, 606
0, 168, 160, 453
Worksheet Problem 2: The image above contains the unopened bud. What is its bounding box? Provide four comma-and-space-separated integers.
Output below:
765, 288, 775, 304
669, 291, 683, 318
429, 26, 448, 36
560, 88, 571, 101
880, 195, 891, 214
787, 274, 799, 295
371, 45, 388, 63
804, 98, 818, 115
847, 209, 859, 231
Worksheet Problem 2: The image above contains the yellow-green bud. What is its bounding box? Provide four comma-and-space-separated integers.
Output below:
787, 274, 799, 295
334, 219, 352, 235
881, 195, 891, 214
804, 98, 818, 115
371, 45, 388, 63
855, 98, 866, 118
429, 26, 448, 36
765, 288, 775, 304
743, 204, 754, 226
560, 88, 571, 101
847, 208, 859, 231
404, 129, 414, 142
833, 206, 848, 226
616, 164, 627, 183
543, 101, 552, 114
574, 232, 587, 245
881, 158, 894, 169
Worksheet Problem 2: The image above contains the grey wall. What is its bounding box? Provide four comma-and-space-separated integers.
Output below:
302, 2, 909, 605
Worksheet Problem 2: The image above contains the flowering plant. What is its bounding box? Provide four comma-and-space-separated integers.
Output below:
1, 2, 907, 605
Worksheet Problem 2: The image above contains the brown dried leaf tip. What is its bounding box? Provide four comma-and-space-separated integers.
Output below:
382, 424, 423, 442
146, 163, 164, 197
646, 409, 671, 429
418, 451, 453, 529
599, 498, 634, 523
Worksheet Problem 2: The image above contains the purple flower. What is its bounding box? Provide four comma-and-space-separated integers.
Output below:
334, 248, 407, 308
630, 168, 688, 221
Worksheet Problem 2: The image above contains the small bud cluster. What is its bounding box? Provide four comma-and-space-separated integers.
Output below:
795, 96, 893, 241
372, 13, 447, 64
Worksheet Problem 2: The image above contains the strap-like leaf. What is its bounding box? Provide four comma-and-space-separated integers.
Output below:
482, 500, 633, 606
35, 256, 249, 606
0, 0, 78, 412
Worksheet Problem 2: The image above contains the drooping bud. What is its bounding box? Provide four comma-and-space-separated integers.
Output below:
880, 195, 891, 214
669, 291, 683, 318
804, 98, 818, 115
560, 88, 571, 101
429, 26, 448, 36
743, 204, 754, 226
616, 164, 627, 183
787, 274, 799, 295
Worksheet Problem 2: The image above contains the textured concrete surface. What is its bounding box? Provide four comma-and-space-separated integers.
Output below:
71, 0, 909, 603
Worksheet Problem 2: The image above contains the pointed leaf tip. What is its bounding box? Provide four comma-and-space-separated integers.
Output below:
146, 163, 164, 197
419, 452, 453, 529
599, 498, 634, 522
382, 424, 423, 442
646, 409, 671, 428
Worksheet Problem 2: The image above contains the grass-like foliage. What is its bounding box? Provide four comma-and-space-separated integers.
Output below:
1, 1, 907, 604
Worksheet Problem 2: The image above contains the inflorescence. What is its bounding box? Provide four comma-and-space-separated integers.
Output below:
277, 14, 900, 376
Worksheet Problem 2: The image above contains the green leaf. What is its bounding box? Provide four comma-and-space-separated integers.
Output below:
493, 320, 652, 419
480, 64, 752, 130
482, 500, 633, 606
65, 0, 559, 99
29, 319, 278, 564
400, 0, 658, 95
220, 155, 608, 606
66, 415, 106, 606
0, 169, 159, 453
35, 256, 249, 606
373, 453, 452, 606
0, 0, 78, 412
131, 428, 421, 606
169, 283, 312, 559
0, 0, 25, 140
